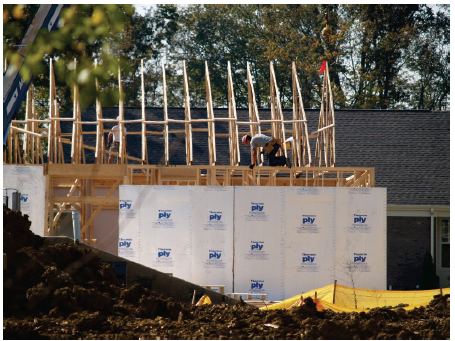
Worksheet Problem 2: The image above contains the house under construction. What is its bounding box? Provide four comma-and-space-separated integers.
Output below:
4, 60, 374, 247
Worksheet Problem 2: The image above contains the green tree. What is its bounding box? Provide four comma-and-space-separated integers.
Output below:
4, 4, 135, 113
113, 5, 180, 106
406, 5, 450, 110
342, 4, 420, 109
173, 4, 268, 108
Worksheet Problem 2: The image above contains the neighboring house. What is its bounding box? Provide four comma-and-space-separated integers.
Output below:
60, 107, 450, 290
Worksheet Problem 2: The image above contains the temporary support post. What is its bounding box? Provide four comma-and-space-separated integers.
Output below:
162, 61, 170, 166
205, 61, 216, 166
227, 61, 240, 166
48, 58, 55, 163
141, 59, 148, 164
94, 60, 104, 164
269, 62, 287, 159
333, 279, 337, 304
314, 61, 336, 167
183, 61, 193, 165
292, 62, 312, 167
71, 58, 81, 164
246, 62, 263, 165
23, 85, 32, 163
118, 63, 125, 164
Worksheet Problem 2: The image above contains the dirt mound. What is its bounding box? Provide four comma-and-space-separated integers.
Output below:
3, 206, 450, 339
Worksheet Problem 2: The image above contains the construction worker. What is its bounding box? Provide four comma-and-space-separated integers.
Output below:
107, 116, 127, 164
242, 134, 290, 169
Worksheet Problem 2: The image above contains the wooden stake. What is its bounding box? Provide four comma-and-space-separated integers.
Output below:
191, 290, 197, 305
333, 280, 337, 304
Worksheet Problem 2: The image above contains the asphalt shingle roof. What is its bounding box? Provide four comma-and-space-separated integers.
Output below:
60, 107, 449, 206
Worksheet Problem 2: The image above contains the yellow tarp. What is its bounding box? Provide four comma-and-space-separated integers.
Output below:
196, 295, 212, 306
261, 284, 450, 312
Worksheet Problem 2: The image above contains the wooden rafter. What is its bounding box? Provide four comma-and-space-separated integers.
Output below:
141, 59, 148, 164
314, 62, 336, 167
183, 60, 193, 165
205, 61, 217, 166
227, 61, 240, 166
246, 62, 263, 165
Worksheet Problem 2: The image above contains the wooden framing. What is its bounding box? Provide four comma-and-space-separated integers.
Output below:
246, 62, 263, 165
205, 61, 216, 166
227, 61, 240, 166
314, 62, 336, 167
4, 60, 327, 171
292, 61, 312, 167
4, 60, 364, 245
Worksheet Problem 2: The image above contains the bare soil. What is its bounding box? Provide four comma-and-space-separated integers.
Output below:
3, 207, 450, 340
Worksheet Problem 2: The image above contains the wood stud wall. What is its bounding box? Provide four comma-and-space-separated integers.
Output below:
4, 59, 349, 242
4, 59, 328, 169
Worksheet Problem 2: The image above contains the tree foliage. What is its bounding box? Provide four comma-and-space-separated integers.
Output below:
4, 4, 135, 114
3, 4, 449, 112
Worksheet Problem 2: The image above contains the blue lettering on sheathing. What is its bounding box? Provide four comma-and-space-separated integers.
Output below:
354, 256, 366, 262
251, 205, 264, 212
209, 252, 221, 259
251, 282, 263, 289
354, 216, 366, 224
302, 217, 315, 224
302, 256, 315, 263
159, 212, 171, 219
119, 241, 131, 248
158, 251, 170, 257
251, 243, 264, 251
119, 202, 131, 209
20, 195, 28, 203
209, 214, 221, 221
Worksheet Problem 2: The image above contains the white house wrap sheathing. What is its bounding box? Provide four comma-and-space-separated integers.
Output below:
3, 165, 46, 236
119, 186, 386, 301
282, 187, 336, 299
233, 187, 286, 300
119, 186, 234, 293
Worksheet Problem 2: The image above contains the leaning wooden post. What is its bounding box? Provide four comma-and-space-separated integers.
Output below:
205, 61, 216, 166
71, 58, 79, 164
183, 60, 193, 165
247, 62, 262, 165
325, 63, 336, 166
227, 61, 240, 165
141, 59, 148, 164
333, 280, 337, 304
94, 59, 104, 164
47, 58, 55, 163
118, 62, 125, 164
162, 61, 170, 166
270, 62, 287, 159
292, 62, 312, 167
24, 84, 33, 163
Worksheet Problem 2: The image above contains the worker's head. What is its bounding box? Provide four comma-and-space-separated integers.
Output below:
242, 135, 252, 146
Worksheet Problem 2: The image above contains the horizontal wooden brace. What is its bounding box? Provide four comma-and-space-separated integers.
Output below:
52, 196, 119, 205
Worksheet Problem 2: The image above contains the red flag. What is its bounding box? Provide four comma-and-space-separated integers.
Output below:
319, 61, 327, 74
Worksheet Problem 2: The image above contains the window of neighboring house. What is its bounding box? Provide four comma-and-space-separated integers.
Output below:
441, 219, 450, 268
